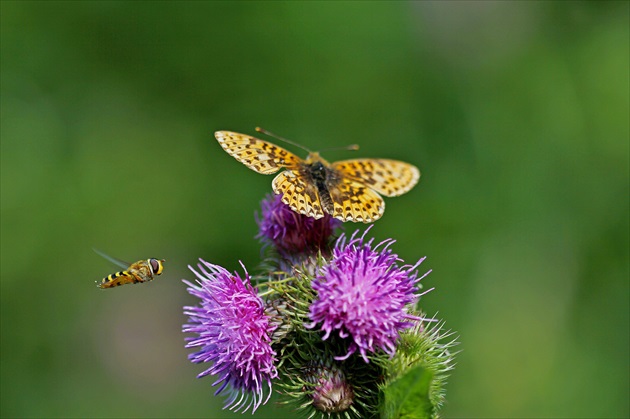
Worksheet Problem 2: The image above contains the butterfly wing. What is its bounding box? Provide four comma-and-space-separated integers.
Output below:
327, 177, 385, 223
215, 131, 303, 175
331, 159, 420, 197
216, 130, 419, 223
272, 170, 326, 219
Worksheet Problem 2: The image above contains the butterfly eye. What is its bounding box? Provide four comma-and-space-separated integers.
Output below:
149, 259, 164, 275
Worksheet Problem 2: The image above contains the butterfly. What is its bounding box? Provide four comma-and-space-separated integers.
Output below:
215, 129, 420, 223
94, 249, 165, 289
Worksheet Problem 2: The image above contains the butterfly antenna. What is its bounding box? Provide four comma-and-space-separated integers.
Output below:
255, 127, 312, 153
320, 144, 360, 152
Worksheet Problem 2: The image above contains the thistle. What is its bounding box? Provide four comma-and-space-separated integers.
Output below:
306, 229, 432, 363
257, 193, 342, 257
183, 260, 278, 413
183, 196, 457, 418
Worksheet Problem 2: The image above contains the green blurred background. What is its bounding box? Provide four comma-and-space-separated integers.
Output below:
1, 1, 628, 417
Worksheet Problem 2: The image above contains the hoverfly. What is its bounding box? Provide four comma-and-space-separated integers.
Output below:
94, 249, 165, 289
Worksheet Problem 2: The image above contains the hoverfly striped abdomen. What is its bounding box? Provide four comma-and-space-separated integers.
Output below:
95, 252, 165, 289
100, 270, 133, 288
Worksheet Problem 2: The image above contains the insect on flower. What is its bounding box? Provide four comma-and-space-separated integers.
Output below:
215, 128, 420, 223
94, 249, 165, 289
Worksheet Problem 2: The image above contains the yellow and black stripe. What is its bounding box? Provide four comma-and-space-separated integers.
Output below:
95, 257, 164, 289
101, 271, 133, 287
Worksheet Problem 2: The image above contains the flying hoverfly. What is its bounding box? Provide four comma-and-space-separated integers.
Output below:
94, 249, 165, 289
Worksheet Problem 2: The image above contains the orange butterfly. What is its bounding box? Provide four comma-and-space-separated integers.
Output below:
215, 130, 420, 223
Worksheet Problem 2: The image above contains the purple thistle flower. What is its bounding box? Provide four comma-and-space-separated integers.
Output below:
307, 228, 432, 363
183, 259, 278, 413
257, 194, 341, 256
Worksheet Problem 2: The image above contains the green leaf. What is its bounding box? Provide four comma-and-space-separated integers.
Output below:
381, 365, 435, 419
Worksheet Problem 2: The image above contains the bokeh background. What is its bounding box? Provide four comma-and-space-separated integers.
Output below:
1, 1, 628, 418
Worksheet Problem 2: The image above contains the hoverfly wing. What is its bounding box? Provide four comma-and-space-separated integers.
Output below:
93, 248, 130, 270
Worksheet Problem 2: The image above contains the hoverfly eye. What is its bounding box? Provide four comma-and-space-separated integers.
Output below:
149, 259, 163, 275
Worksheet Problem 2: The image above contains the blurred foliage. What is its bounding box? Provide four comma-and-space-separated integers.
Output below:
1, 1, 628, 418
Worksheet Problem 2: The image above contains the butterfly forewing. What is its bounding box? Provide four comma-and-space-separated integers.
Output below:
215, 131, 303, 175
332, 159, 420, 197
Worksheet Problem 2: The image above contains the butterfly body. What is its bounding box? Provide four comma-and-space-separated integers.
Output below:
96, 255, 165, 289
216, 131, 420, 223
294, 152, 337, 216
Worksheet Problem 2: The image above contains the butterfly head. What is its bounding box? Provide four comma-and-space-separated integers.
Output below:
305, 151, 330, 167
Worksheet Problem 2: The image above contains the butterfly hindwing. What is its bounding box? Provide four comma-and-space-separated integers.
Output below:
272, 170, 326, 219
328, 177, 385, 223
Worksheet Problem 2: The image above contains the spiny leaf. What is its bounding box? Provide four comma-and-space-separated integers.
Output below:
381, 365, 434, 419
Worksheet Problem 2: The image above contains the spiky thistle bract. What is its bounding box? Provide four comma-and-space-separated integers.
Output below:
182, 194, 457, 418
